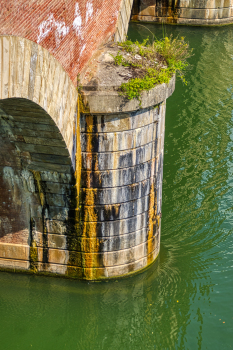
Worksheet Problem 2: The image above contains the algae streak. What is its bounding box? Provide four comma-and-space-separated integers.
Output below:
80, 113, 100, 280
147, 181, 159, 265
66, 98, 100, 280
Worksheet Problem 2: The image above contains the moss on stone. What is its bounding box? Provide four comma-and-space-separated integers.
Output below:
29, 239, 38, 273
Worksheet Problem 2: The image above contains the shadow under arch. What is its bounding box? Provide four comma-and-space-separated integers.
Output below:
0, 97, 77, 272
0, 35, 81, 275
0, 37, 81, 275
0, 35, 79, 166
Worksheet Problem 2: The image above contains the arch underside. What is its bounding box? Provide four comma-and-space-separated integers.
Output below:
0, 35, 78, 165
0, 98, 76, 272
0, 35, 83, 275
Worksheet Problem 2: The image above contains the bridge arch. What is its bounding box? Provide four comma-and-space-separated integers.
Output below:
0, 36, 80, 273
0, 35, 79, 166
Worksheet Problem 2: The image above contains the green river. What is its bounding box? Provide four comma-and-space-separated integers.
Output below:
1, 23, 233, 349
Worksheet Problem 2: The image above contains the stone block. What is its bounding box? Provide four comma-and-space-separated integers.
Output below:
80, 108, 158, 133
80, 211, 149, 238
82, 142, 156, 171
137, 15, 157, 21
82, 75, 175, 113
48, 248, 69, 265
139, 5, 156, 16
40, 172, 72, 184
46, 219, 68, 235
0, 243, 29, 260
0, 258, 29, 270
43, 246, 158, 279
81, 176, 155, 205
48, 234, 67, 250
81, 122, 157, 152
81, 157, 156, 188
82, 194, 150, 222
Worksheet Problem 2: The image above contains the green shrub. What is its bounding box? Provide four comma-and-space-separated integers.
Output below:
113, 35, 192, 102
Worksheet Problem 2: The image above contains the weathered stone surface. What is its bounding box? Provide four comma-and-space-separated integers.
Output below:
45, 227, 150, 252
0, 35, 171, 280
81, 157, 157, 188
0, 258, 29, 270
46, 236, 157, 267
131, 0, 233, 24
80, 108, 159, 133
81, 122, 157, 152
82, 194, 150, 222
0, 243, 29, 260
41, 247, 158, 278
81, 177, 155, 205
82, 75, 175, 113
0, 96, 76, 273
0, 36, 78, 164
43, 211, 149, 237
82, 142, 156, 170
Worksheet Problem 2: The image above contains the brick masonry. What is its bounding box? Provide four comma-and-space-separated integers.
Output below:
0, 0, 133, 84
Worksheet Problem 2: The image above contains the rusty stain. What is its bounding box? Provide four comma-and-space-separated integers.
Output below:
75, 103, 101, 280
147, 181, 159, 265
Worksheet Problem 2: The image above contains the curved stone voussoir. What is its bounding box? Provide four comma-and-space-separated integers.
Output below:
81, 176, 156, 205
81, 157, 157, 188
47, 236, 157, 268
80, 211, 149, 238
80, 227, 149, 252
81, 120, 157, 152
37, 247, 159, 279
43, 226, 153, 253
82, 194, 150, 222
46, 210, 149, 237
80, 107, 159, 133
82, 141, 156, 171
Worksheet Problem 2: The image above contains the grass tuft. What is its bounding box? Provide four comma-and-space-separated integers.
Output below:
113, 35, 192, 102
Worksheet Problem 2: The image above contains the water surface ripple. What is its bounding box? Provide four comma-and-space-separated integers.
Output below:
0, 24, 233, 350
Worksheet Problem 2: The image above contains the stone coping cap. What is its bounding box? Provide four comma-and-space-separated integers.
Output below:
80, 44, 175, 114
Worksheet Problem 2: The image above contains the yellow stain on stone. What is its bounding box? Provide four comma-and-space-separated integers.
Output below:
29, 239, 38, 273
81, 119, 100, 280
31, 170, 45, 207
147, 182, 158, 265
68, 95, 100, 280
85, 114, 94, 134
79, 93, 90, 115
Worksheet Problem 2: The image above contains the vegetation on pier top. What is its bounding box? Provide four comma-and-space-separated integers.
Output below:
112, 35, 192, 101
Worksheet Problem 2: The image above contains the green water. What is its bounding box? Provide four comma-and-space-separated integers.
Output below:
1, 24, 233, 349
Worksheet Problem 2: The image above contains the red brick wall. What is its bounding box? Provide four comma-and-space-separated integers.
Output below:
0, 0, 123, 84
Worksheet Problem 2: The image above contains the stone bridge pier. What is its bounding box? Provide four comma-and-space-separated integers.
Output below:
0, 0, 175, 280
131, 0, 233, 25
79, 73, 175, 279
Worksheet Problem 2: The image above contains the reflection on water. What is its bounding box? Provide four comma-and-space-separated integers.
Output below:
1, 25, 233, 350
